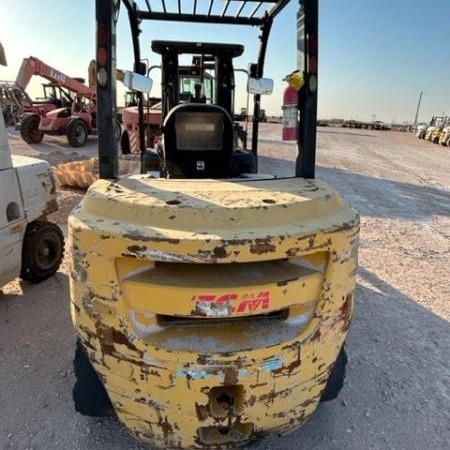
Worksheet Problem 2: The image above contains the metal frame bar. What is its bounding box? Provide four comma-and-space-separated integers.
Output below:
96, 0, 118, 179
249, 2, 263, 18
123, 0, 147, 173
221, 0, 232, 17
207, 0, 214, 16
236, 1, 247, 17
296, 0, 318, 178
137, 10, 261, 25
136, 0, 288, 25
251, 17, 273, 159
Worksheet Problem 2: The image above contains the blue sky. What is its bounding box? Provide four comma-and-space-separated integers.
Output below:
0, 0, 449, 123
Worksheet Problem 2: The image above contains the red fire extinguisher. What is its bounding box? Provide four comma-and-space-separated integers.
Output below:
282, 71, 304, 141
282, 85, 298, 141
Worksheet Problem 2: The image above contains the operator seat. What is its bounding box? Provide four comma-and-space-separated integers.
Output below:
162, 103, 234, 178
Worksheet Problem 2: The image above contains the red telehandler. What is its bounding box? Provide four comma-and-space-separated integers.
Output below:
16, 56, 97, 147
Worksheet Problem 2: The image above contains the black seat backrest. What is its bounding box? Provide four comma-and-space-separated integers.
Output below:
163, 103, 234, 178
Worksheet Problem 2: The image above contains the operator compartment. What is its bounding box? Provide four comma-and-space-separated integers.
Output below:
163, 104, 234, 178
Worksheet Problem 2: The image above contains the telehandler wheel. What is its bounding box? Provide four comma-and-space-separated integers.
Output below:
20, 115, 44, 144
73, 340, 114, 417
120, 130, 131, 155
320, 347, 348, 402
2, 107, 12, 127
68, 119, 88, 147
20, 221, 64, 283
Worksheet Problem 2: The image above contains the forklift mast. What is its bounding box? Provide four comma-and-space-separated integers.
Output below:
95, 0, 318, 179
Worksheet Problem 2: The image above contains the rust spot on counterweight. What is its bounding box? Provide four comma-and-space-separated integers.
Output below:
123, 230, 181, 244
195, 402, 210, 421
213, 246, 229, 258
96, 322, 139, 356
158, 415, 174, 439
127, 245, 148, 253
249, 238, 276, 254
223, 367, 239, 386
340, 293, 353, 331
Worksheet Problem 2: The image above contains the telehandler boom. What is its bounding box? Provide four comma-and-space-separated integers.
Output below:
16, 56, 97, 147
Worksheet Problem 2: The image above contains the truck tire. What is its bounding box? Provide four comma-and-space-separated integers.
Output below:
68, 119, 88, 147
121, 130, 131, 155
21, 221, 64, 283
320, 347, 348, 402
73, 340, 114, 417
2, 107, 12, 126
20, 115, 44, 144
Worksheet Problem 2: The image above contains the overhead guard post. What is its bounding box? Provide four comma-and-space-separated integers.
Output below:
123, 0, 147, 173
96, 0, 118, 179
296, 0, 318, 178
251, 18, 273, 160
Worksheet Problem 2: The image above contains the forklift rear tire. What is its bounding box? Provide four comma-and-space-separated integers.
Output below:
21, 221, 64, 283
20, 115, 44, 144
320, 347, 348, 402
68, 119, 88, 147
73, 340, 114, 417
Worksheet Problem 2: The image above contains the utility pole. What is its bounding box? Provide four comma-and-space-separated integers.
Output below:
413, 91, 423, 130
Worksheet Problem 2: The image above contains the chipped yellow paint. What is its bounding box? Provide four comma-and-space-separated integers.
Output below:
69, 176, 359, 449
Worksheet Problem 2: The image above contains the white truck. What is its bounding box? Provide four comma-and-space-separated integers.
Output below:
0, 43, 64, 288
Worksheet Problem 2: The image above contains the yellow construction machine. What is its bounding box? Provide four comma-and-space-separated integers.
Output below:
69, 1, 359, 448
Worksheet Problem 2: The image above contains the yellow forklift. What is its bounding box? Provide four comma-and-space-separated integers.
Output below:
69, 1, 359, 448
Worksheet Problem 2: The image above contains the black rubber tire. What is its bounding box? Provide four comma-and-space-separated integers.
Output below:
115, 118, 122, 143
2, 107, 12, 127
120, 130, 131, 155
20, 115, 44, 144
67, 119, 88, 147
320, 347, 348, 402
73, 340, 114, 417
20, 221, 64, 283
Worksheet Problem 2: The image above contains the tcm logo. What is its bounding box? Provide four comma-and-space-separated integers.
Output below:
192, 291, 270, 313
50, 69, 66, 84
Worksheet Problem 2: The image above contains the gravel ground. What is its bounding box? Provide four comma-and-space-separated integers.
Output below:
1, 125, 449, 450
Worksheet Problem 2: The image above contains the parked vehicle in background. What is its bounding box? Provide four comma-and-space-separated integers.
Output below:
234, 106, 248, 121
438, 125, 450, 146
16, 56, 98, 147
343, 119, 389, 130
0, 81, 34, 126
423, 116, 444, 141
430, 116, 450, 144
0, 42, 64, 289
415, 124, 427, 139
